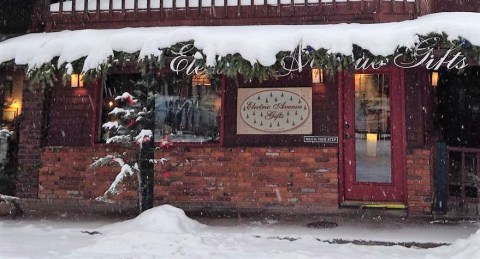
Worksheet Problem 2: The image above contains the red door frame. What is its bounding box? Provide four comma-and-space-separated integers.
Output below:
338, 67, 407, 203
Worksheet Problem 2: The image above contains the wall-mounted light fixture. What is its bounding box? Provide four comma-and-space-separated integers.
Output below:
312, 68, 326, 94
312, 68, 324, 84
71, 73, 84, 88
2, 75, 22, 123
3, 100, 19, 122
431, 71, 439, 87
192, 74, 211, 86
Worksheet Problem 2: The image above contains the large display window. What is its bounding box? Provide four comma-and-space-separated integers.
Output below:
101, 73, 222, 144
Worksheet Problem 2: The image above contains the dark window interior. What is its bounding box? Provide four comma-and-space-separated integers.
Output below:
438, 67, 480, 200
438, 68, 480, 147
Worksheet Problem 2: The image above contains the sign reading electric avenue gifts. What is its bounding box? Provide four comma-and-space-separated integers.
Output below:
237, 88, 312, 134
169, 37, 467, 78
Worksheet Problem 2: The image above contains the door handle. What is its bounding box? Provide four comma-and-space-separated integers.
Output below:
344, 133, 351, 139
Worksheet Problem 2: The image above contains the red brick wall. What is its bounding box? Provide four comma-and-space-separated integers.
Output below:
46, 86, 93, 147
39, 147, 137, 201
16, 85, 45, 198
406, 148, 434, 216
36, 144, 438, 216
38, 146, 339, 213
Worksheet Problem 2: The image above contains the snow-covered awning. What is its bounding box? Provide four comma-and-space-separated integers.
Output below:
1, 12, 480, 73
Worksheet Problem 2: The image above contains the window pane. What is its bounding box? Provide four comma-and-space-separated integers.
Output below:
354, 74, 391, 183
101, 74, 140, 142
155, 74, 221, 143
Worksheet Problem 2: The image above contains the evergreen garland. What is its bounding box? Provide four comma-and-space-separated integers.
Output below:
27, 63, 58, 90
5, 33, 480, 88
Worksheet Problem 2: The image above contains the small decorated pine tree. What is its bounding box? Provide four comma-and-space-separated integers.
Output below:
90, 73, 166, 213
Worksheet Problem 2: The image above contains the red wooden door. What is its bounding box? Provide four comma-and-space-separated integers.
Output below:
342, 68, 406, 202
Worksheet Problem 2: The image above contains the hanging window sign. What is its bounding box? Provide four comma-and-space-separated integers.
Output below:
237, 88, 312, 134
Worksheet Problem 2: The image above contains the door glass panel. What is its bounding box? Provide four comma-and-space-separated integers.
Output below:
354, 74, 391, 183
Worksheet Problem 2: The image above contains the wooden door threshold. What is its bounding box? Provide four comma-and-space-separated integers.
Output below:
341, 201, 407, 209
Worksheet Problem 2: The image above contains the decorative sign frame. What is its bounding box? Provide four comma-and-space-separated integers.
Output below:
237, 87, 312, 134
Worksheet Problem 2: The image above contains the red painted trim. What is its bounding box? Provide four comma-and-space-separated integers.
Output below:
220, 75, 226, 147
337, 70, 345, 204
94, 141, 222, 149
90, 79, 102, 146
399, 68, 408, 204
44, 2, 418, 32
342, 67, 407, 202
342, 70, 357, 196
421, 70, 432, 146
152, 141, 222, 148
391, 67, 406, 200
161, 142, 222, 148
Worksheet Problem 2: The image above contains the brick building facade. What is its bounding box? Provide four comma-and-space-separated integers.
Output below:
2, 0, 480, 217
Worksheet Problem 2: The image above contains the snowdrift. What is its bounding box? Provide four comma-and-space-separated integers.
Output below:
100, 204, 205, 234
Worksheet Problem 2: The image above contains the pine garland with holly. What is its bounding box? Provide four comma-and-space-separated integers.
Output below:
18, 33, 480, 88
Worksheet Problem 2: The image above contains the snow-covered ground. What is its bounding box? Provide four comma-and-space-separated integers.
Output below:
1, 205, 480, 258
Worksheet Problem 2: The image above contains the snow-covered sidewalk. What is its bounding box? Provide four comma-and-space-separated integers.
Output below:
1, 205, 479, 258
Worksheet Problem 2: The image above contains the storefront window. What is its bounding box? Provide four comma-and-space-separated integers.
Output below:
101, 74, 140, 142
2, 73, 23, 124
155, 74, 221, 143
101, 73, 221, 144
